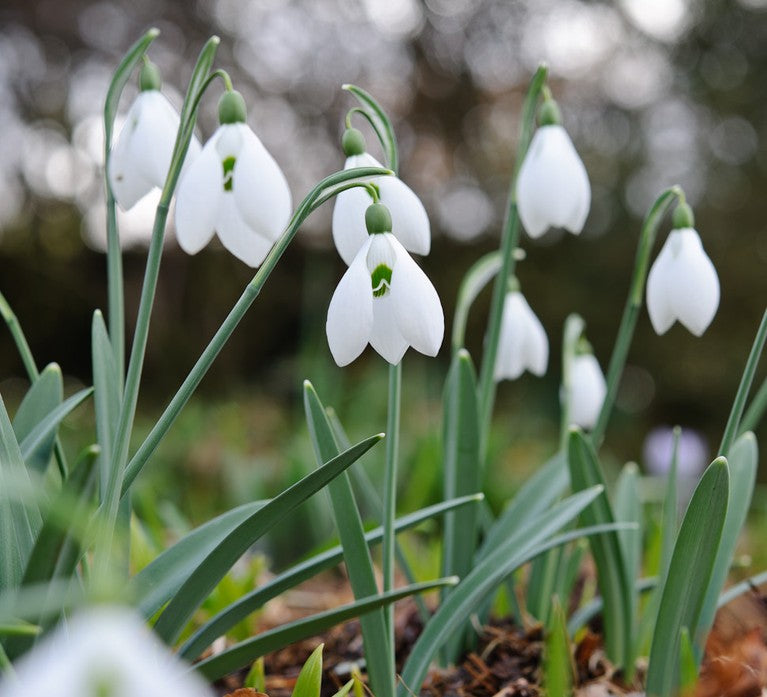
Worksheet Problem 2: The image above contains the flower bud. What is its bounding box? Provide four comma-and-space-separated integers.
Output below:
139, 60, 162, 92
538, 98, 562, 126
342, 128, 366, 156
672, 202, 695, 229
218, 90, 247, 125
365, 202, 392, 235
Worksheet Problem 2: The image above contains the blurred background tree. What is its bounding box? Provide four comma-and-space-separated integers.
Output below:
0, 0, 766, 535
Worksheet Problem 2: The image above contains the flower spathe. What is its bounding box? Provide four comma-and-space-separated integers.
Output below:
332, 151, 430, 266
494, 290, 549, 381
0, 606, 213, 697
108, 90, 200, 211
646, 227, 720, 336
567, 353, 606, 430
516, 124, 590, 239
326, 232, 443, 366
174, 110, 291, 268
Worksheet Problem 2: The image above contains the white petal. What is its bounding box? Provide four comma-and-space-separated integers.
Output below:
326, 240, 374, 366
494, 292, 549, 381
568, 354, 606, 430
174, 136, 221, 255
370, 294, 409, 364
232, 125, 292, 242
646, 236, 677, 335
387, 235, 444, 357
108, 127, 155, 210
516, 125, 590, 238
667, 228, 720, 336
332, 154, 379, 265
215, 194, 274, 267
378, 175, 430, 256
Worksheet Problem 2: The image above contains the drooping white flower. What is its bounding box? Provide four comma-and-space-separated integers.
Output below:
494, 289, 548, 381
326, 203, 443, 366
0, 606, 213, 697
108, 62, 201, 211
174, 90, 291, 268
516, 99, 590, 239
646, 227, 719, 336
332, 128, 430, 265
567, 353, 606, 430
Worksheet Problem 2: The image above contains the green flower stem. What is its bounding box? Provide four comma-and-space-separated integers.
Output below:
476, 64, 548, 465
121, 165, 392, 494
738, 373, 767, 436
382, 360, 401, 643
719, 308, 767, 456
590, 186, 683, 447
0, 291, 69, 478
560, 314, 585, 450
451, 252, 502, 354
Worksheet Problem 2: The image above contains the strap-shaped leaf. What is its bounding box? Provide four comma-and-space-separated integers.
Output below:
195, 578, 457, 681
152, 432, 383, 644
646, 458, 729, 697
12, 364, 62, 473
292, 644, 323, 697
179, 494, 482, 659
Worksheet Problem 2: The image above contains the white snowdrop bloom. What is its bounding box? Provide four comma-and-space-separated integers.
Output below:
326, 203, 443, 366
174, 90, 292, 268
108, 62, 201, 211
332, 128, 430, 265
646, 227, 719, 336
516, 100, 590, 239
494, 289, 549, 381
567, 353, 607, 430
0, 606, 214, 697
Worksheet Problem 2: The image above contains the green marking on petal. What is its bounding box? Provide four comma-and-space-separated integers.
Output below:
371, 264, 393, 298
222, 156, 236, 192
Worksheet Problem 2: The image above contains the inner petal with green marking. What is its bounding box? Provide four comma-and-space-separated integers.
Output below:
371, 263, 392, 297
221, 156, 236, 191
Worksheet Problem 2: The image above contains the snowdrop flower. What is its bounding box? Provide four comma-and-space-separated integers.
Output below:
108, 60, 201, 211
516, 98, 590, 239
326, 203, 443, 366
494, 284, 548, 381
174, 90, 291, 267
332, 128, 430, 265
646, 204, 719, 336
567, 353, 606, 430
0, 606, 213, 697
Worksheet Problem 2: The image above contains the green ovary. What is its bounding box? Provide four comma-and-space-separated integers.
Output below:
221, 156, 236, 191
371, 264, 392, 297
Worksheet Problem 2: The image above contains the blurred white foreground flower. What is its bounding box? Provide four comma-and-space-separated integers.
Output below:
327, 203, 443, 365
516, 98, 590, 239
0, 606, 213, 697
646, 205, 719, 336
108, 60, 201, 211
332, 128, 430, 265
494, 286, 548, 381
175, 90, 291, 267
567, 353, 606, 430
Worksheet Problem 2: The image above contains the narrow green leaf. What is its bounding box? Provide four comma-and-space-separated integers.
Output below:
526, 547, 562, 624
331, 679, 355, 697
0, 620, 40, 638
646, 458, 729, 697
696, 432, 757, 656
398, 486, 606, 697
92, 311, 121, 502
567, 577, 657, 636
343, 84, 398, 172
718, 568, 767, 607
153, 433, 383, 644
679, 627, 698, 692
0, 395, 41, 590
303, 381, 393, 697
179, 494, 482, 659
244, 657, 266, 691
130, 500, 267, 618
12, 364, 62, 473
195, 578, 457, 681
543, 597, 573, 697
292, 644, 323, 697
567, 428, 633, 668
18, 388, 93, 463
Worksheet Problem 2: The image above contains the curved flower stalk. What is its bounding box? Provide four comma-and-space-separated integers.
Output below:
332, 128, 429, 266
0, 607, 213, 697
175, 90, 292, 267
516, 96, 590, 239
568, 353, 607, 430
647, 203, 719, 336
108, 60, 201, 211
494, 282, 548, 381
326, 203, 443, 366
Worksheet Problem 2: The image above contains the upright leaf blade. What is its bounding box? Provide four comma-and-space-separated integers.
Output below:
292, 644, 323, 697
646, 458, 729, 697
